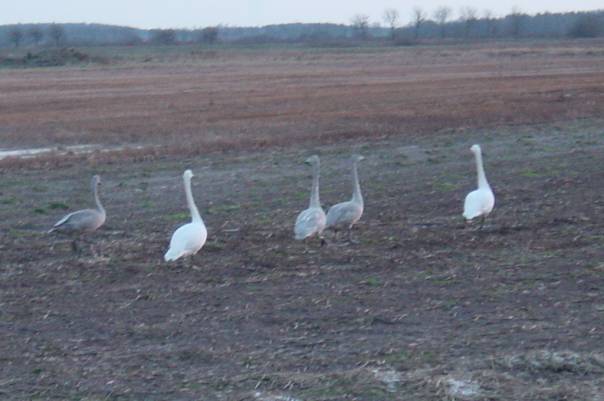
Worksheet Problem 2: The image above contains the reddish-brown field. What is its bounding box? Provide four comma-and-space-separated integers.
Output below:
0, 41, 603, 400
1, 40, 604, 154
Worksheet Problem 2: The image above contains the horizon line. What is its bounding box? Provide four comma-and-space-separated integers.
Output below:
1, 8, 602, 31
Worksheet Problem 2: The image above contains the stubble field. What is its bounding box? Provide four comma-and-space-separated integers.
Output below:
1, 40, 604, 400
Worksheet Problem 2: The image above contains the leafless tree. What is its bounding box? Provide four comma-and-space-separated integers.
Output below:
48, 24, 66, 47
569, 13, 603, 38
198, 27, 219, 44
351, 14, 370, 40
150, 29, 177, 45
383, 8, 400, 40
508, 6, 525, 38
433, 6, 452, 38
459, 6, 478, 38
411, 7, 426, 39
483, 10, 497, 37
28, 26, 44, 46
8, 27, 23, 48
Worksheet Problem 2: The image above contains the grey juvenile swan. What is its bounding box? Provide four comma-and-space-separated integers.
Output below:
294, 155, 326, 244
325, 154, 365, 242
48, 175, 106, 253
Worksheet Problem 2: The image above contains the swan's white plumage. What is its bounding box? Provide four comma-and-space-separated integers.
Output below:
164, 169, 207, 262
294, 155, 326, 240
325, 154, 364, 231
463, 144, 495, 220
164, 222, 207, 261
463, 189, 494, 220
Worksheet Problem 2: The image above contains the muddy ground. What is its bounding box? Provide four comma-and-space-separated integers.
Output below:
1, 118, 603, 400
1, 42, 604, 400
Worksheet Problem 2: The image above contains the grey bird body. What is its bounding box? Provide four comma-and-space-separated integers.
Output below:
294, 155, 326, 241
325, 201, 363, 230
49, 175, 106, 252
325, 155, 365, 240
49, 208, 105, 234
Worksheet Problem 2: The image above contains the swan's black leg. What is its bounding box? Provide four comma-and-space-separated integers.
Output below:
348, 226, 359, 244
90, 242, 99, 258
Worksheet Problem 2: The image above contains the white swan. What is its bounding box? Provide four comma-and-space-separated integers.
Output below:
325, 154, 364, 241
294, 155, 326, 243
48, 175, 106, 253
164, 169, 207, 262
463, 144, 495, 226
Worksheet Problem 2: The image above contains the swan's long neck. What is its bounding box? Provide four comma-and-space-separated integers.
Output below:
92, 181, 105, 215
474, 149, 490, 189
351, 161, 363, 205
309, 161, 321, 208
184, 176, 203, 223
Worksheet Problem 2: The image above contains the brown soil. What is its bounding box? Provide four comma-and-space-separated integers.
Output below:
0, 40, 603, 155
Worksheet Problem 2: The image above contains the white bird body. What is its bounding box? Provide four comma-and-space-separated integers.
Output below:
463, 188, 494, 220
326, 155, 365, 232
295, 155, 326, 240
164, 170, 207, 262
463, 144, 495, 221
49, 175, 106, 235
164, 221, 207, 261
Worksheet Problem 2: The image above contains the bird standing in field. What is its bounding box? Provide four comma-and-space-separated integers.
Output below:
294, 155, 326, 245
48, 174, 106, 254
325, 154, 365, 242
164, 169, 207, 265
463, 144, 495, 228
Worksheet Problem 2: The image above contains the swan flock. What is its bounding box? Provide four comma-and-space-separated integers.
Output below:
47, 144, 494, 261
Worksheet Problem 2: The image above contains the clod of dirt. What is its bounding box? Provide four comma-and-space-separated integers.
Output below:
370, 368, 402, 392
497, 350, 604, 374
396, 145, 429, 163
434, 375, 483, 400
254, 392, 302, 401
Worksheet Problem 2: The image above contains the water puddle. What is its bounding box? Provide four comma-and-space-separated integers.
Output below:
0, 144, 146, 160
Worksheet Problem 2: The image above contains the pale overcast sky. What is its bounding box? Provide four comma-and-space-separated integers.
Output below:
2, 1, 603, 28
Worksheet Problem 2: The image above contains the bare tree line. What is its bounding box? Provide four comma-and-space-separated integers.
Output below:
2, 9, 603, 49
1, 23, 221, 48
6, 24, 64, 48
368, 6, 604, 41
